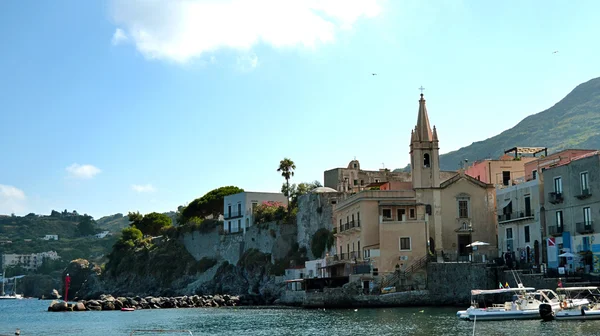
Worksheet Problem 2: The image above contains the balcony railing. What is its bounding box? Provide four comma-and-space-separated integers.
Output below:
576, 221, 594, 234
548, 225, 564, 237
576, 188, 592, 200
381, 214, 427, 222
337, 220, 361, 233
548, 192, 564, 204
498, 211, 534, 223
224, 211, 244, 219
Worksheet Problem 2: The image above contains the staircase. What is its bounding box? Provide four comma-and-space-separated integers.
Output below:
380, 254, 431, 292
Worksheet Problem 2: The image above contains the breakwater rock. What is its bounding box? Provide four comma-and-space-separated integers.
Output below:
47, 294, 241, 312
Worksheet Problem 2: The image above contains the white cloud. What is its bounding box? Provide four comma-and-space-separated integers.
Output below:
111, 28, 129, 45
0, 184, 26, 215
110, 0, 383, 63
66, 164, 102, 179
237, 53, 259, 71
132, 184, 156, 193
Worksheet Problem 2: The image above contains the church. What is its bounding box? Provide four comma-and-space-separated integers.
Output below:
329, 93, 498, 274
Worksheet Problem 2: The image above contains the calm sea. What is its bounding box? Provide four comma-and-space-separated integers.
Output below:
1, 299, 599, 335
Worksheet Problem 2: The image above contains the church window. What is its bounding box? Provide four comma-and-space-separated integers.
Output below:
457, 197, 470, 218
423, 153, 430, 168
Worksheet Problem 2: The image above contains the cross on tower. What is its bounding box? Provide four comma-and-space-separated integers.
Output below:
418, 86, 425, 94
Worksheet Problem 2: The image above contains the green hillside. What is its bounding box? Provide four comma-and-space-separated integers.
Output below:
434, 77, 600, 170
96, 212, 178, 232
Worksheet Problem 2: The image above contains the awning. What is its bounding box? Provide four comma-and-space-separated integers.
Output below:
498, 199, 512, 209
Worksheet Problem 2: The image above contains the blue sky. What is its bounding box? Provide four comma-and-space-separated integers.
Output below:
1, 0, 599, 219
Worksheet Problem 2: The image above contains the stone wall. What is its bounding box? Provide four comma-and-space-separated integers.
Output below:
181, 221, 297, 265
296, 192, 338, 259
302, 289, 431, 308
426, 262, 498, 305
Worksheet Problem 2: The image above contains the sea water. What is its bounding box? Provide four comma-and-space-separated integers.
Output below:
1, 299, 599, 335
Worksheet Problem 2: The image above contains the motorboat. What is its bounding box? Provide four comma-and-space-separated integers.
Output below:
0, 271, 23, 300
457, 286, 570, 321
540, 286, 600, 321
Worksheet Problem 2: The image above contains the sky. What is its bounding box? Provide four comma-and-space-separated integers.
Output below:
1, 0, 600, 218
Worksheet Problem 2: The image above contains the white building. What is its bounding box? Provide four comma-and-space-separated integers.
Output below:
42, 235, 58, 241
222, 191, 288, 234
2, 251, 60, 271
304, 258, 330, 279
95, 230, 110, 239
497, 179, 542, 265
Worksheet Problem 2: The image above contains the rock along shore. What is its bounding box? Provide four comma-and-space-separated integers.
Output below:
48, 294, 241, 312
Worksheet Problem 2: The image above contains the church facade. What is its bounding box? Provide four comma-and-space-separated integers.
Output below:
331, 93, 498, 274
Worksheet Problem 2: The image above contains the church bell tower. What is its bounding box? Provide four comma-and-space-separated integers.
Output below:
410, 92, 440, 189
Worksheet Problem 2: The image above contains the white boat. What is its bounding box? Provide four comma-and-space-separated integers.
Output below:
0, 271, 23, 300
540, 286, 600, 321
457, 286, 569, 321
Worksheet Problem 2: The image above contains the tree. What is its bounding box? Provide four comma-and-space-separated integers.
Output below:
78, 214, 97, 236
121, 227, 143, 242
281, 180, 323, 208
128, 212, 172, 237
179, 186, 244, 223
277, 158, 296, 198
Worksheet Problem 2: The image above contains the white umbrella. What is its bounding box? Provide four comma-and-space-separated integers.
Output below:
559, 252, 576, 258
466, 241, 490, 247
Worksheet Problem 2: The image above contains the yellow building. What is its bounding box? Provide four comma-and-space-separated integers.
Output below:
331, 93, 498, 275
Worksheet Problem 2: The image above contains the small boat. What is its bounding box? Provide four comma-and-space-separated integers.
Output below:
121, 307, 135, 311
540, 286, 600, 321
458, 285, 570, 321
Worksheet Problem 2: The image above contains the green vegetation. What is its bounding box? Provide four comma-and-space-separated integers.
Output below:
253, 201, 287, 224
179, 186, 244, 223
78, 214, 97, 236
96, 213, 130, 231
193, 257, 217, 274
127, 211, 172, 236
163, 218, 222, 238
271, 243, 308, 276
427, 76, 600, 170
310, 228, 334, 259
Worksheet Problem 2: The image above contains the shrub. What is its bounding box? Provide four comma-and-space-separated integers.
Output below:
254, 201, 287, 224
311, 228, 334, 259
193, 257, 218, 274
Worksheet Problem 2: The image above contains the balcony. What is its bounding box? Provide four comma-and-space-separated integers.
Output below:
380, 214, 427, 223
498, 211, 534, 223
548, 225, 564, 237
576, 188, 592, 200
548, 192, 564, 204
336, 220, 361, 235
576, 221, 594, 234
224, 211, 244, 220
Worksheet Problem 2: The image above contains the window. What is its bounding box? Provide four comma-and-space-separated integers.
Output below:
399, 237, 411, 251
397, 208, 406, 221
360, 179, 364, 186
358, 241, 360, 255
524, 225, 530, 243
382, 209, 392, 219
581, 172, 589, 192
228, 221, 231, 232
477, 175, 481, 181
424, 153, 430, 168
246, 218, 249, 228
409, 208, 416, 219
554, 177, 563, 193
347, 243, 350, 254
375, 179, 380, 183
238, 219, 241, 231
339, 219, 342, 226
228, 205, 232, 216
502, 171, 511, 186
458, 199, 469, 218
357, 212, 361, 226
353, 179, 358, 186
556, 211, 563, 229
524, 196, 531, 217
532, 170, 537, 180
584, 207, 592, 224
353, 163, 357, 168
331, 200, 337, 205
237, 203, 242, 215
506, 227, 514, 251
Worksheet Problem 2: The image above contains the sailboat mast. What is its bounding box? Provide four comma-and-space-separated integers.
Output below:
1, 269, 5, 296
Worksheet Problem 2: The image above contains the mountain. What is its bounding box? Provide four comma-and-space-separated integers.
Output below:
435, 76, 600, 170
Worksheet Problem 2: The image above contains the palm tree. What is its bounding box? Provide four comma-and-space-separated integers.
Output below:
277, 158, 296, 198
